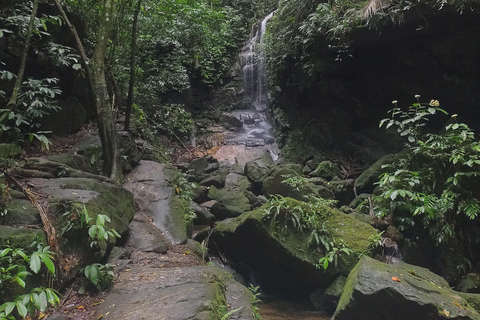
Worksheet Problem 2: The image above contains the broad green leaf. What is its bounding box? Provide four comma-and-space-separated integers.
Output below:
4, 302, 15, 316
30, 252, 41, 274
39, 254, 55, 275
15, 301, 27, 318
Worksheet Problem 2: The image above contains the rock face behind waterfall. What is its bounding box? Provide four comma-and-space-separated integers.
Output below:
211, 199, 378, 293
333, 256, 480, 320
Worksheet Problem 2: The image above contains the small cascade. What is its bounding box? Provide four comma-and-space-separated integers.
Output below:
204, 12, 279, 165
256, 12, 274, 111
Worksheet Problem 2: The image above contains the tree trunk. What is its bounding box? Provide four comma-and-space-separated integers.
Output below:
124, 0, 142, 131
53, 0, 121, 182
91, 0, 121, 182
7, 0, 39, 108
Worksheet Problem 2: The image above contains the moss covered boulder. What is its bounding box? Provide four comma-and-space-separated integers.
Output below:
354, 153, 397, 193
333, 256, 480, 320
212, 198, 378, 293
0, 225, 46, 248
262, 165, 318, 201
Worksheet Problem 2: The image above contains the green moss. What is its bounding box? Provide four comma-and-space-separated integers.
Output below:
204, 268, 233, 320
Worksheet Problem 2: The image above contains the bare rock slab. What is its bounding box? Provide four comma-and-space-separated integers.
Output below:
94, 265, 256, 320
124, 160, 188, 244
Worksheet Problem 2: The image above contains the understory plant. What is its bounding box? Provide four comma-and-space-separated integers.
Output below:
264, 195, 354, 269
373, 96, 480, 262
0, 243, 59, 319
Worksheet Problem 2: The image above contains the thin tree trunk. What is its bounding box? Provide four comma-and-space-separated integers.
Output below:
53, 0, 121, 182
91, 0, 121, 182
7, 0, 39, 108
124, 0, 142, 131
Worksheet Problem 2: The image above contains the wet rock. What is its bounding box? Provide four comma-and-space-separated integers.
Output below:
219, 114, 243, 130
333, 256, 480, 320
192, 185, 208, 203
225, 172, 253, 190
244, 154, 275, 187
199, 174, 226, 188
384, 226, 404, 244
191, 201, 215, 225
94, 265, 256, 320
126, 217, 169, 254
124, 161, 188, 244
107, 246, 130, 262
212, 199, 378, 293
187, 156, 220, 176
310, 275, 347, 312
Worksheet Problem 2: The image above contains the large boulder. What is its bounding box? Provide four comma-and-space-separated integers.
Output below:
210, 188, 253, 220
212, 198, 378, 293
262, 165, 318, 201
243, 153, 275, 189
333, 256, 480, 320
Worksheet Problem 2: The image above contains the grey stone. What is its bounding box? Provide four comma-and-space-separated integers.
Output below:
333, 256, 479, 320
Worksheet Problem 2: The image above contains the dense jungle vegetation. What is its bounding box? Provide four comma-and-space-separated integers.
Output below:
1, 0, 480, 318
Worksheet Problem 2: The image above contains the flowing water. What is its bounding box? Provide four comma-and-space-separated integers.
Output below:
208, 12, 279, 165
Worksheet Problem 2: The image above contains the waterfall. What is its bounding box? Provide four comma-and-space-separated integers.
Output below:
241, 12, 274, 112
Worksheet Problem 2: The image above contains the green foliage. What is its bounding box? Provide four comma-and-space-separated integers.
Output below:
248, 284, 263, 320
318, 240, 353, 270
374, 97, 480, 248
0, 243, 59, 318
0, 77, 61, 150
171, 171, 197, 226
153, 104, 193, 136
264, 195, 334, 247
81, 206, 121, 248
80, 263, 115, 293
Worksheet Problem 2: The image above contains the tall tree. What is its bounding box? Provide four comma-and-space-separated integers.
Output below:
124, 0, 142, 132
53, 0, 121, 182
6, 0, 39, 108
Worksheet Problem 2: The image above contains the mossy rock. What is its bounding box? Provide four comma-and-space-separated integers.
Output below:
333, 256, 479, 320
0, 225, 47, 248
262, 165, 317, 201
310, 161, 341, 180
212, 198, 378, 293
47, 154, 93, 173
0, 143, 24, 159
3, 199, 41, 226
167, 196, 190, 244
210, 188, 252, 219
354, 153, 397, 193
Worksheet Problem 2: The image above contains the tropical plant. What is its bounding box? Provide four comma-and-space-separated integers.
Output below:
373, 97, 480, 249
0, 243, 59, 319
80, 206, 121, 249
80, 262, 115, 293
